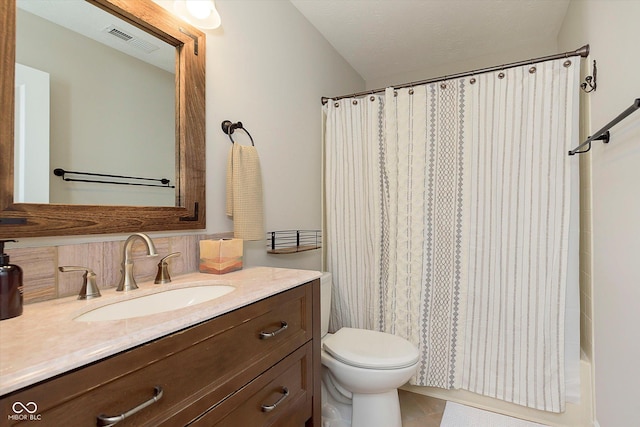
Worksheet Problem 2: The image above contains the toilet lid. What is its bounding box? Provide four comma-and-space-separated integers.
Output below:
323, 328, 419, 369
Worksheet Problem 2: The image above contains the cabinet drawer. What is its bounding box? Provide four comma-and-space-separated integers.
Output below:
191, 342, 313, 427
0, 284, 312, 427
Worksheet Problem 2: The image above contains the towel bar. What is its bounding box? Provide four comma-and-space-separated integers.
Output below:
569, 98, 640, 155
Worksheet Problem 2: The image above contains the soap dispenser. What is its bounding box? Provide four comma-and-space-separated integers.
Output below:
0, 240, 23, 320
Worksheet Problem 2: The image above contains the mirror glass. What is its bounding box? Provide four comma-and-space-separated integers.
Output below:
1, 0, 206, 238
15, 0, 176, 207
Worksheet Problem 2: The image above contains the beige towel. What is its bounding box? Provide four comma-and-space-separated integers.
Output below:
226, 143, 265, 240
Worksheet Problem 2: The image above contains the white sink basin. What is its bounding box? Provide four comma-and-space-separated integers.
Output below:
74, 285, 235, 322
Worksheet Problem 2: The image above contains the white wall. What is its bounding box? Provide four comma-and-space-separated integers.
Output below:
158, 0, 364, 270
558, 1, 640, 426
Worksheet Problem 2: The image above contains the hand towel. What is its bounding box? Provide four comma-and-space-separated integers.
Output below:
226, 143, 265, 240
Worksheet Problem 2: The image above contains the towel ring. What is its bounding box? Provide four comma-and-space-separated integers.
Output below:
221, 120, 255, 146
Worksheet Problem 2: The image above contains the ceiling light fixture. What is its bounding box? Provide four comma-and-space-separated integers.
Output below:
174, 0, 221, 29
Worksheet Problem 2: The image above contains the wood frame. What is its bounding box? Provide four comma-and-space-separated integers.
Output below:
0, 0, 206, 238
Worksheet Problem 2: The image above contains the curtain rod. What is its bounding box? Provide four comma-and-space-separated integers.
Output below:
321, 44, 590, 105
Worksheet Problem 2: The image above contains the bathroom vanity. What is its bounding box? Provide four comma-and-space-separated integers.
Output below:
0, 267, 321, 426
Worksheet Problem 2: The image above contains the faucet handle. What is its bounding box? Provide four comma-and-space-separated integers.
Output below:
154, 252, 181, 284
59, 266, 101, 300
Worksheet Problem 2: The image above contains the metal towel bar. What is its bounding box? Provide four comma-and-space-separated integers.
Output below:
53, 168, 174, 188
569, 98, 640, 155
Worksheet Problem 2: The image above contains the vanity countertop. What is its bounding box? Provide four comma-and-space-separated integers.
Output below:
0, 267, 321, 396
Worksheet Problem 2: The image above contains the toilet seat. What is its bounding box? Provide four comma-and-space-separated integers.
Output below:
323, 328, 419, 370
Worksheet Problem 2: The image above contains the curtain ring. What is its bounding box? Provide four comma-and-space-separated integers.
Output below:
529, 66, 537, 74
408, 88, 414, 95
352, 99, 358, 105
563, 60, 572, 67
370, 95, 375, 102
469, 77, 476, 85
498, 72, 505, 79
334, 102, 340, 108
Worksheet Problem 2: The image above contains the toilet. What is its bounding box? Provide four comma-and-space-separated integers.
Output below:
320, 272, 419, 427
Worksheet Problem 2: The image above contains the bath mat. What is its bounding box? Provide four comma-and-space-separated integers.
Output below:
440, 402, 550, 427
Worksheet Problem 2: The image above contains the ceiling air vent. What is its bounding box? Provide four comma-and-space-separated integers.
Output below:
103, 25, 160, 54
107, 26, 132, 41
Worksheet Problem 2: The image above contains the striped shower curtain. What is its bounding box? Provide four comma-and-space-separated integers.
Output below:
324, 94, 384, 331
461, 59, 579, 413
324, 57, 579, 412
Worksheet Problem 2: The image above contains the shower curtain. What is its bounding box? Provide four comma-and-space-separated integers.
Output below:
325, 94, 384, 331
324, 57, 579, 413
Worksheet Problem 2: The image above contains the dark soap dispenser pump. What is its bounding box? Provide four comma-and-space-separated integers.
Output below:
0, 240, 23, 320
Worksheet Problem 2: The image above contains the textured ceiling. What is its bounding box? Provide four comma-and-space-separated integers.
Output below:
290, 0, 571, 82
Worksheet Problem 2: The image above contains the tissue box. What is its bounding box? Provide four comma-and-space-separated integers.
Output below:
199, 239, 243, 274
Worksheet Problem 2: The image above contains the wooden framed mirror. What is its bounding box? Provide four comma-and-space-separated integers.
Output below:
0, 0, 206, 238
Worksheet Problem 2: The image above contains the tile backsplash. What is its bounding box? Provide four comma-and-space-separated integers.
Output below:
6, 232, 232, 304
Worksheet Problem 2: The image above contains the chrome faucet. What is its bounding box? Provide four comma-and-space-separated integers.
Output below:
117, 233, 158, 291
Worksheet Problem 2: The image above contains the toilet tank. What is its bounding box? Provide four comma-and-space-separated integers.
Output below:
320, 272, 332, 337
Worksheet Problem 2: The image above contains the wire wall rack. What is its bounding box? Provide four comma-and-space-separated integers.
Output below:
267, 230, 322, 254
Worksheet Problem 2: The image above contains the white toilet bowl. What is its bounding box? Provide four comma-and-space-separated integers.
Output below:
320, 273, 419, 427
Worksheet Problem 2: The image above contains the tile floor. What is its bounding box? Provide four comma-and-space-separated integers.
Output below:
399, 389, 447, 427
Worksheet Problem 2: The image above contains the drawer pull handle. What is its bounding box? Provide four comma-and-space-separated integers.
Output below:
261, 386, 289, 412
259, 321, 288, 339
97, 386, 163, 426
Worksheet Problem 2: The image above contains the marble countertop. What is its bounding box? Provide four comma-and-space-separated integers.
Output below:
0, 267, 321, 396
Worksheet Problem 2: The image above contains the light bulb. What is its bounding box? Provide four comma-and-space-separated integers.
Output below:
185, 1, 212, 20
174, 0, 221, 29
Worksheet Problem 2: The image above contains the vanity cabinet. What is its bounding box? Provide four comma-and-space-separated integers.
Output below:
0, 280, 321, 426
